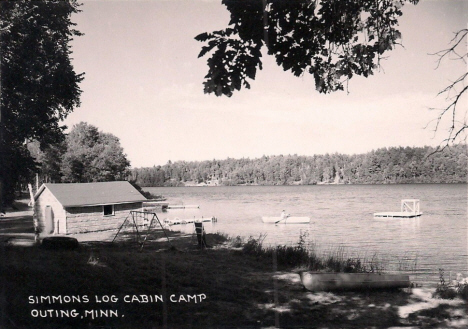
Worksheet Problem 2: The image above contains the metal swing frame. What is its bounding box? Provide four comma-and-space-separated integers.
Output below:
112, 210, 172, 250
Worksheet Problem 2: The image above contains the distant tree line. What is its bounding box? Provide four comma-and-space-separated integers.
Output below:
130, 145, 467, 187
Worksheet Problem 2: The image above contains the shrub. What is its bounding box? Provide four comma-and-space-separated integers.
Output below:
433, 269, 468, 300
228, 235, 245, 248
234, 231, 424, 276
275, 245, 309, 268
239, 233, 385, 272
458, 284, 468, 301
242, 234, 267, 257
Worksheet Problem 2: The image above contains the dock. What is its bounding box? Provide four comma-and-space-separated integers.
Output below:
142, 201, 168, 211
163, 216, 216, 226
167, 205, 200, 209
374, 199, 423, 219
142, 203, 200, 211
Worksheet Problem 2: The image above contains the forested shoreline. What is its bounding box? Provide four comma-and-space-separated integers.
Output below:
130, 145, 467, 187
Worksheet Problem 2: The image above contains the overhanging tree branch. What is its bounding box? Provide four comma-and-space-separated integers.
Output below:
431, 29, 468, 69
428, 27, 468, 151
196, 0, 419, 97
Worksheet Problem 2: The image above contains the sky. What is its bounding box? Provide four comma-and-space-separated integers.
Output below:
64, 0, 468, 168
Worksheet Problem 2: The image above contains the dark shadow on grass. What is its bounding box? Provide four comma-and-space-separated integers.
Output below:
0, 217, 35, 234
1, 232, 464, 329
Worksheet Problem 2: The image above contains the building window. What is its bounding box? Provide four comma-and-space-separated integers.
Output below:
103, 205, 114, 216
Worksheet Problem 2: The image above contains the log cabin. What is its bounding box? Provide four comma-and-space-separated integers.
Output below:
33, 181, 147, 235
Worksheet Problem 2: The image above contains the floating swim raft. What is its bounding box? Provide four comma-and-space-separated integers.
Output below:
374, 199, 423, 219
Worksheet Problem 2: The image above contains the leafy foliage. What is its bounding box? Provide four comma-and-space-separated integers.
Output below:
30, 122, 130, 184
60, 122, 131, 183
1, 143, 37, 205
130, 145, 467, 187
1, 0, 83, 146
0, 0, 83, 205
196, 0, 418, 96
28, 140, 67, 184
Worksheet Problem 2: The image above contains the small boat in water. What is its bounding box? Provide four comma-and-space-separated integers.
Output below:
262, 216, 310, 224
299, 272, 410, 291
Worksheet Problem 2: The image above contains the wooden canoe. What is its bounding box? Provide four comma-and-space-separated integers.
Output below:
262, 216, 310, 224
300, 272, 410, 291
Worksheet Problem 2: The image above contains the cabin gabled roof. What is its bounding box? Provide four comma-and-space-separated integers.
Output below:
35, 181, 147, 207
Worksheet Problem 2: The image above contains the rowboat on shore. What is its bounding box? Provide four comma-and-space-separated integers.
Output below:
262, 216, 310, 224
299, 272, 411, 291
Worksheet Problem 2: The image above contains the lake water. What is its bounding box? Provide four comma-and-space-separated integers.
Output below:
144, 184, 467, 286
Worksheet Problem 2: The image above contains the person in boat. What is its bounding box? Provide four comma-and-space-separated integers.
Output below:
280, 210, 289, 220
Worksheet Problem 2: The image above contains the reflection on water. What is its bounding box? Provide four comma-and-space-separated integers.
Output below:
146, 184, 467, 286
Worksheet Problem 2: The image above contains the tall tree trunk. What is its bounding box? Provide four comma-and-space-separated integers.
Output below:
0, 27, 4, 214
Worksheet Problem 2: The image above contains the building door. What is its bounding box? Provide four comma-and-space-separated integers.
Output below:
45, 206, 55, 234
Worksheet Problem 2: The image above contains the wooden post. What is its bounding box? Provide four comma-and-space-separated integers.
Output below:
194, 222, 207, 248
28, 184, 39, 242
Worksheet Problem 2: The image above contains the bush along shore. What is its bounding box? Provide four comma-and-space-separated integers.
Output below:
233, 232, 393, 273
1, 230, 467, 329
